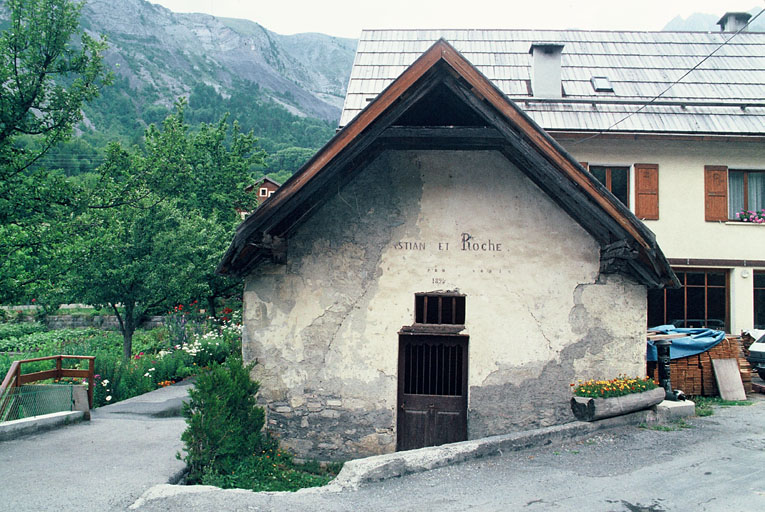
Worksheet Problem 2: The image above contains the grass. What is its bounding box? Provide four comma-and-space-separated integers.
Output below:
639, 419, 694, 431
691, 396, 753, 417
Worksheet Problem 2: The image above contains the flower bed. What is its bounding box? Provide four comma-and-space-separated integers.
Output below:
571, 375, 664, 422
0, 304, 244, 408
571, 375, 658, 398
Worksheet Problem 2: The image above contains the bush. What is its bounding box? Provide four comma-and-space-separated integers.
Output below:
180, 357, 268, 482
0, 322, 47, 346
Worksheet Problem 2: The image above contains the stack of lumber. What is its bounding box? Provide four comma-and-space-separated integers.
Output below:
647, 337, 749, 396
729, 335, 753, 393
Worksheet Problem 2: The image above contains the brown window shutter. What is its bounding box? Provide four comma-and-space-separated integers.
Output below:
634, 164, 659, 220
704, 165, 728, 221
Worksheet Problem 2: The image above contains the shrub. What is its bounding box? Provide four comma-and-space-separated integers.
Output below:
0, 322, 47, 345
180, 357, 268, 482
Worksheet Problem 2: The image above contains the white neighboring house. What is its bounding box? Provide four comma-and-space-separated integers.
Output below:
341, 12, 765, 333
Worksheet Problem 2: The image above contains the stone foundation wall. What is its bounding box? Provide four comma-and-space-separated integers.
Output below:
264, 393, 395, 460
44, 315, 164, 330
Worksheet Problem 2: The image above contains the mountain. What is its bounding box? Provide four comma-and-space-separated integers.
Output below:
0, 0, 359, 178
663, 7, 764, 32
80, 0, 356, 122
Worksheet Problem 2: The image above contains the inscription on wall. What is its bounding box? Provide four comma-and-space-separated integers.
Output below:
391, 233, 507, 285
393, 233, 503, 253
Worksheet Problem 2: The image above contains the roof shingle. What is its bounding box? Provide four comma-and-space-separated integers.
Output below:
341, 29, 765, 134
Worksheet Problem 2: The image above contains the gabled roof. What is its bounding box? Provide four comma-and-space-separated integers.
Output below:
245, 176, 282, 192
218, 39, 678, 289
341, 29, 765, 136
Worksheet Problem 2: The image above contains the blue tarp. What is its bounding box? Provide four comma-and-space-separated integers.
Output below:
646, 325, 726, 361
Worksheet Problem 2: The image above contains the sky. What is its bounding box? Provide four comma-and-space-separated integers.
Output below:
149, 0, 760, 38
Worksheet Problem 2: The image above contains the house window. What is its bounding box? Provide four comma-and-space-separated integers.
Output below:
755, 271, 765, 329
259, 187, 268, 197
415, 293, 465, 325
728, 170, 765, 219
590, 166, 630, 207
647, 269, 728, 331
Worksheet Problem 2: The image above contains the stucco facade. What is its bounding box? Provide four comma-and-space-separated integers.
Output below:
561, 137, 765, 332
242, 150, 647, 460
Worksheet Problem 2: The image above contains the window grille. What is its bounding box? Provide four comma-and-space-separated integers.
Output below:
415, 293, 465, 325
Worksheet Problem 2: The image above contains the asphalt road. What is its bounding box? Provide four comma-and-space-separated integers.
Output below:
0, 381, 190, 511
132, 396, 765, 512
2, 380, 763, 512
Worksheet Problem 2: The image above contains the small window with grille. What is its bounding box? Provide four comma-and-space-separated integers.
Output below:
415, 293, 466, 325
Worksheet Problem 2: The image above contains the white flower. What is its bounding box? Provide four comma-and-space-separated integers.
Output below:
102, 379, 109, 386
144, 372, 150, 377
149, 367, 155, 371
105, 395, 112, 402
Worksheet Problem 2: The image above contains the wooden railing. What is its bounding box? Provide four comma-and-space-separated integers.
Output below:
0, 355, 94, 421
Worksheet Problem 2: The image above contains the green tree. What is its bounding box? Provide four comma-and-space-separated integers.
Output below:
0, 0, 110, 301
66, 104, 263, 358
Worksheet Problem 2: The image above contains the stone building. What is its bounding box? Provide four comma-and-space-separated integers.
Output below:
218, 40, 676, 460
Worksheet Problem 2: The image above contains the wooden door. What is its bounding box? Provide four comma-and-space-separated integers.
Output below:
396, 334, 468, 451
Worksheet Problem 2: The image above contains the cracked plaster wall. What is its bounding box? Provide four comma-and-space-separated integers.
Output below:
242, 150, 647, 460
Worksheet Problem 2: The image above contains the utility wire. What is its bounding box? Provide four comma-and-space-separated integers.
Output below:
572, 8, 765, 146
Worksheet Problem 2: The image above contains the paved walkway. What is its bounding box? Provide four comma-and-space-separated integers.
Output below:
0, 380, 192, 511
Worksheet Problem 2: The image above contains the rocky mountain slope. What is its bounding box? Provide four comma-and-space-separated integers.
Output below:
663, 7, 764, 32
80, 0, 357, 122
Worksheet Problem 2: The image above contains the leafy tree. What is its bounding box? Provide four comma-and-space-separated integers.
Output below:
71, 198, 206, 359
0, 0, 110, 301
0, 0, 110, 171
66, 104, 263, 358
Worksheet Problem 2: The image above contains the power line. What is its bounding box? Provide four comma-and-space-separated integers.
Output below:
572, 8, 765, 146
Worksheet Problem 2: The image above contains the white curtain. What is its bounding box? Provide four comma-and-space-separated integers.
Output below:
749, 172, 765, 213
728, 171, 745, 218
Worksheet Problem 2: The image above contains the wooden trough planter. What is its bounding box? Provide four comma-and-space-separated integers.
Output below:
570, 387, 665, 422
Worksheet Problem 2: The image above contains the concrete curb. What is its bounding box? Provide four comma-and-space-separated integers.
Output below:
328, 409, 655, 490
131, 406, 671, 509
0, 410, 87, 442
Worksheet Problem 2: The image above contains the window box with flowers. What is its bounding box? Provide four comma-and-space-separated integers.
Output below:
570, 376, 664, 422
732, 209, 765, 224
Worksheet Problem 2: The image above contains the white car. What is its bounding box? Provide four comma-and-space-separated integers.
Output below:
748, 334, 765, 380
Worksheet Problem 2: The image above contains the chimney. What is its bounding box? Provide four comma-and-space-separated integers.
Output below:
529, 43, 564, 99
717, 12, 751, 32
